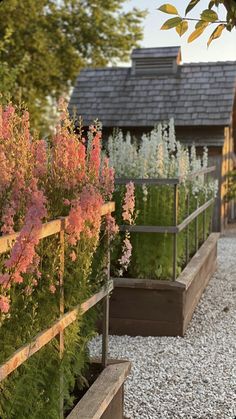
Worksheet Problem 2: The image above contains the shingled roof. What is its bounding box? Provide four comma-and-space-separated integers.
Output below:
69, 46, 236, 128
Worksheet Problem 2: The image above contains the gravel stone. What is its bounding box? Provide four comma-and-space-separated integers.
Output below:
89, 238, 236, 418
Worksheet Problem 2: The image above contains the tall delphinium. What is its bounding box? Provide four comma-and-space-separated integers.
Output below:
0, 105, 48, 316
0, 101, 117, 418
108, 119, 217, 280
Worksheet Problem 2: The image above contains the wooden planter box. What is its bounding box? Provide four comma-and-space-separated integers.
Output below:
66, 360, 131, 419
109, 233, 219, 337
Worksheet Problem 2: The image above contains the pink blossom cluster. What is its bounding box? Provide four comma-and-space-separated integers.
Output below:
0, 101, 116, 315
51, 103, 86, 190
66, 186, 103, 245
5, 179, 47, 285
118, 182, 136, 274
122, 182, 135, 224
118, 235, 132, 273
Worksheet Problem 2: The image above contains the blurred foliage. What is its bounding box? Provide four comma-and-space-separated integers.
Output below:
0, 0, 146, 134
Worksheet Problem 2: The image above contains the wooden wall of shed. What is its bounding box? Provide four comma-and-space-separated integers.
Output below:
221, 127, 235, 229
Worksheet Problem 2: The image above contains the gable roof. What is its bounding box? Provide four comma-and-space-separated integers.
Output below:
69, 49, 236, 128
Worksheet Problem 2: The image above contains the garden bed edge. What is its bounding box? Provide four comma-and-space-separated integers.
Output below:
109, 233, 220, 337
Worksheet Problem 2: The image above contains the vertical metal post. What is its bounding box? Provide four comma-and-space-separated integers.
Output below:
59, 219, 65, 419
186, 192, 190, 264
195, 199, 199, 252
102, 231, 110, 369
173, 184, 178, 281
203, 208, 206, 242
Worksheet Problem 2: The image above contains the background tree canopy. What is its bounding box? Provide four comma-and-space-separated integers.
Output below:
159, 0, 236, 45
0, 0, 146, 133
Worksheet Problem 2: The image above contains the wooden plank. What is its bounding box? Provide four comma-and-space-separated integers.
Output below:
110, 287, 183, 322
66, 361, 131, 419
177, 233, 220, 289
183, 260, 217, 335
0, 281, 113, 381
101, 387, 123, 419
182, 247, 217, 334
109, 234, 219, 337
59, 220, 65, 419
39, 219, 62, 239
0, 219, 62, 254
0, 202, 115, 254
101, 201, 115, 215
113, 277, 185, 290
109, 318, 183, 337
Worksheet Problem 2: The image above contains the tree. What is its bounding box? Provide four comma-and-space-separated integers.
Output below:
158, 0, 236, 45
0, 0, 146, 133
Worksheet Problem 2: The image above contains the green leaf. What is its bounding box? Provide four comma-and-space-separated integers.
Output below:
158, 4, 178, 15
188, 26, 206, 43
200, 9, 219, 22
176, 20, 188, 36
208, 0, 215, 9
207, 24, 225, 46
161, 17, 183, 30
185, 0, 201, 15
195, 20, 209, 30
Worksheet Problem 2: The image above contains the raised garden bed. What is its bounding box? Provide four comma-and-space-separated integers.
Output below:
109, 233, 219, 337
66, 360, 131, 419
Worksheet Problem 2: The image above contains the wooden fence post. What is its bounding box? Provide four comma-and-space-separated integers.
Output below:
59, 219, 65, 419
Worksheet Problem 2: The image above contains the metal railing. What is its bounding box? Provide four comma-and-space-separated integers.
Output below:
116, 166, 215, 281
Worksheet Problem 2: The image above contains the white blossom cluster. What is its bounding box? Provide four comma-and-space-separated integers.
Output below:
108, 119, 218, 198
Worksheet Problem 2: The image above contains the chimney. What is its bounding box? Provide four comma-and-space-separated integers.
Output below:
131, 46, 181, 76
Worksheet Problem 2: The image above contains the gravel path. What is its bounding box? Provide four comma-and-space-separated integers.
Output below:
90, 237, 236, 419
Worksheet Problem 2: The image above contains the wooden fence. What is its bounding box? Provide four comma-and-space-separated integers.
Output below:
0, 201, 115, 417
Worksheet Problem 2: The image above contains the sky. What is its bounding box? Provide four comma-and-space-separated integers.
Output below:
124, 0, 236, 63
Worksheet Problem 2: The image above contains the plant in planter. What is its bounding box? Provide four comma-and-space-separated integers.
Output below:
107, 120, 219, 336
108, 119, 217, 280
0, 102, 129, 418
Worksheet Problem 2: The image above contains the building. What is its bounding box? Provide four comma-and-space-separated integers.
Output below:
69, 46, 236, 231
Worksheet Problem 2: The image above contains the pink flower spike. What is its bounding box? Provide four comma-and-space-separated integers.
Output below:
0, 295, 10, 313
122, 182, 135, 224
0, 273, 10, 287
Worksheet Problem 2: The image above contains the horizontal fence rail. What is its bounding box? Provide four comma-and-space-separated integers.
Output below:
119, 198, 215, 234
0, 280, 113, 382
0, 200, 115, 419
115, 166, 216, 282
0, 202, 115, 254
115, 166, 215, 186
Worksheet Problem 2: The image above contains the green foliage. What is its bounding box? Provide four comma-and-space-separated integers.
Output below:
176, 20, 189, 36
0, 231, 108, 418
112, 184, 214, 281
161, 16, 183, 29
158, 0, 236, 45
158, 4, 178, 14
226, 170, 236, 201
0, 0, 146, 133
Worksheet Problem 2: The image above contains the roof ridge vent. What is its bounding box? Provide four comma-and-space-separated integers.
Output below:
131, 46, 181, 76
